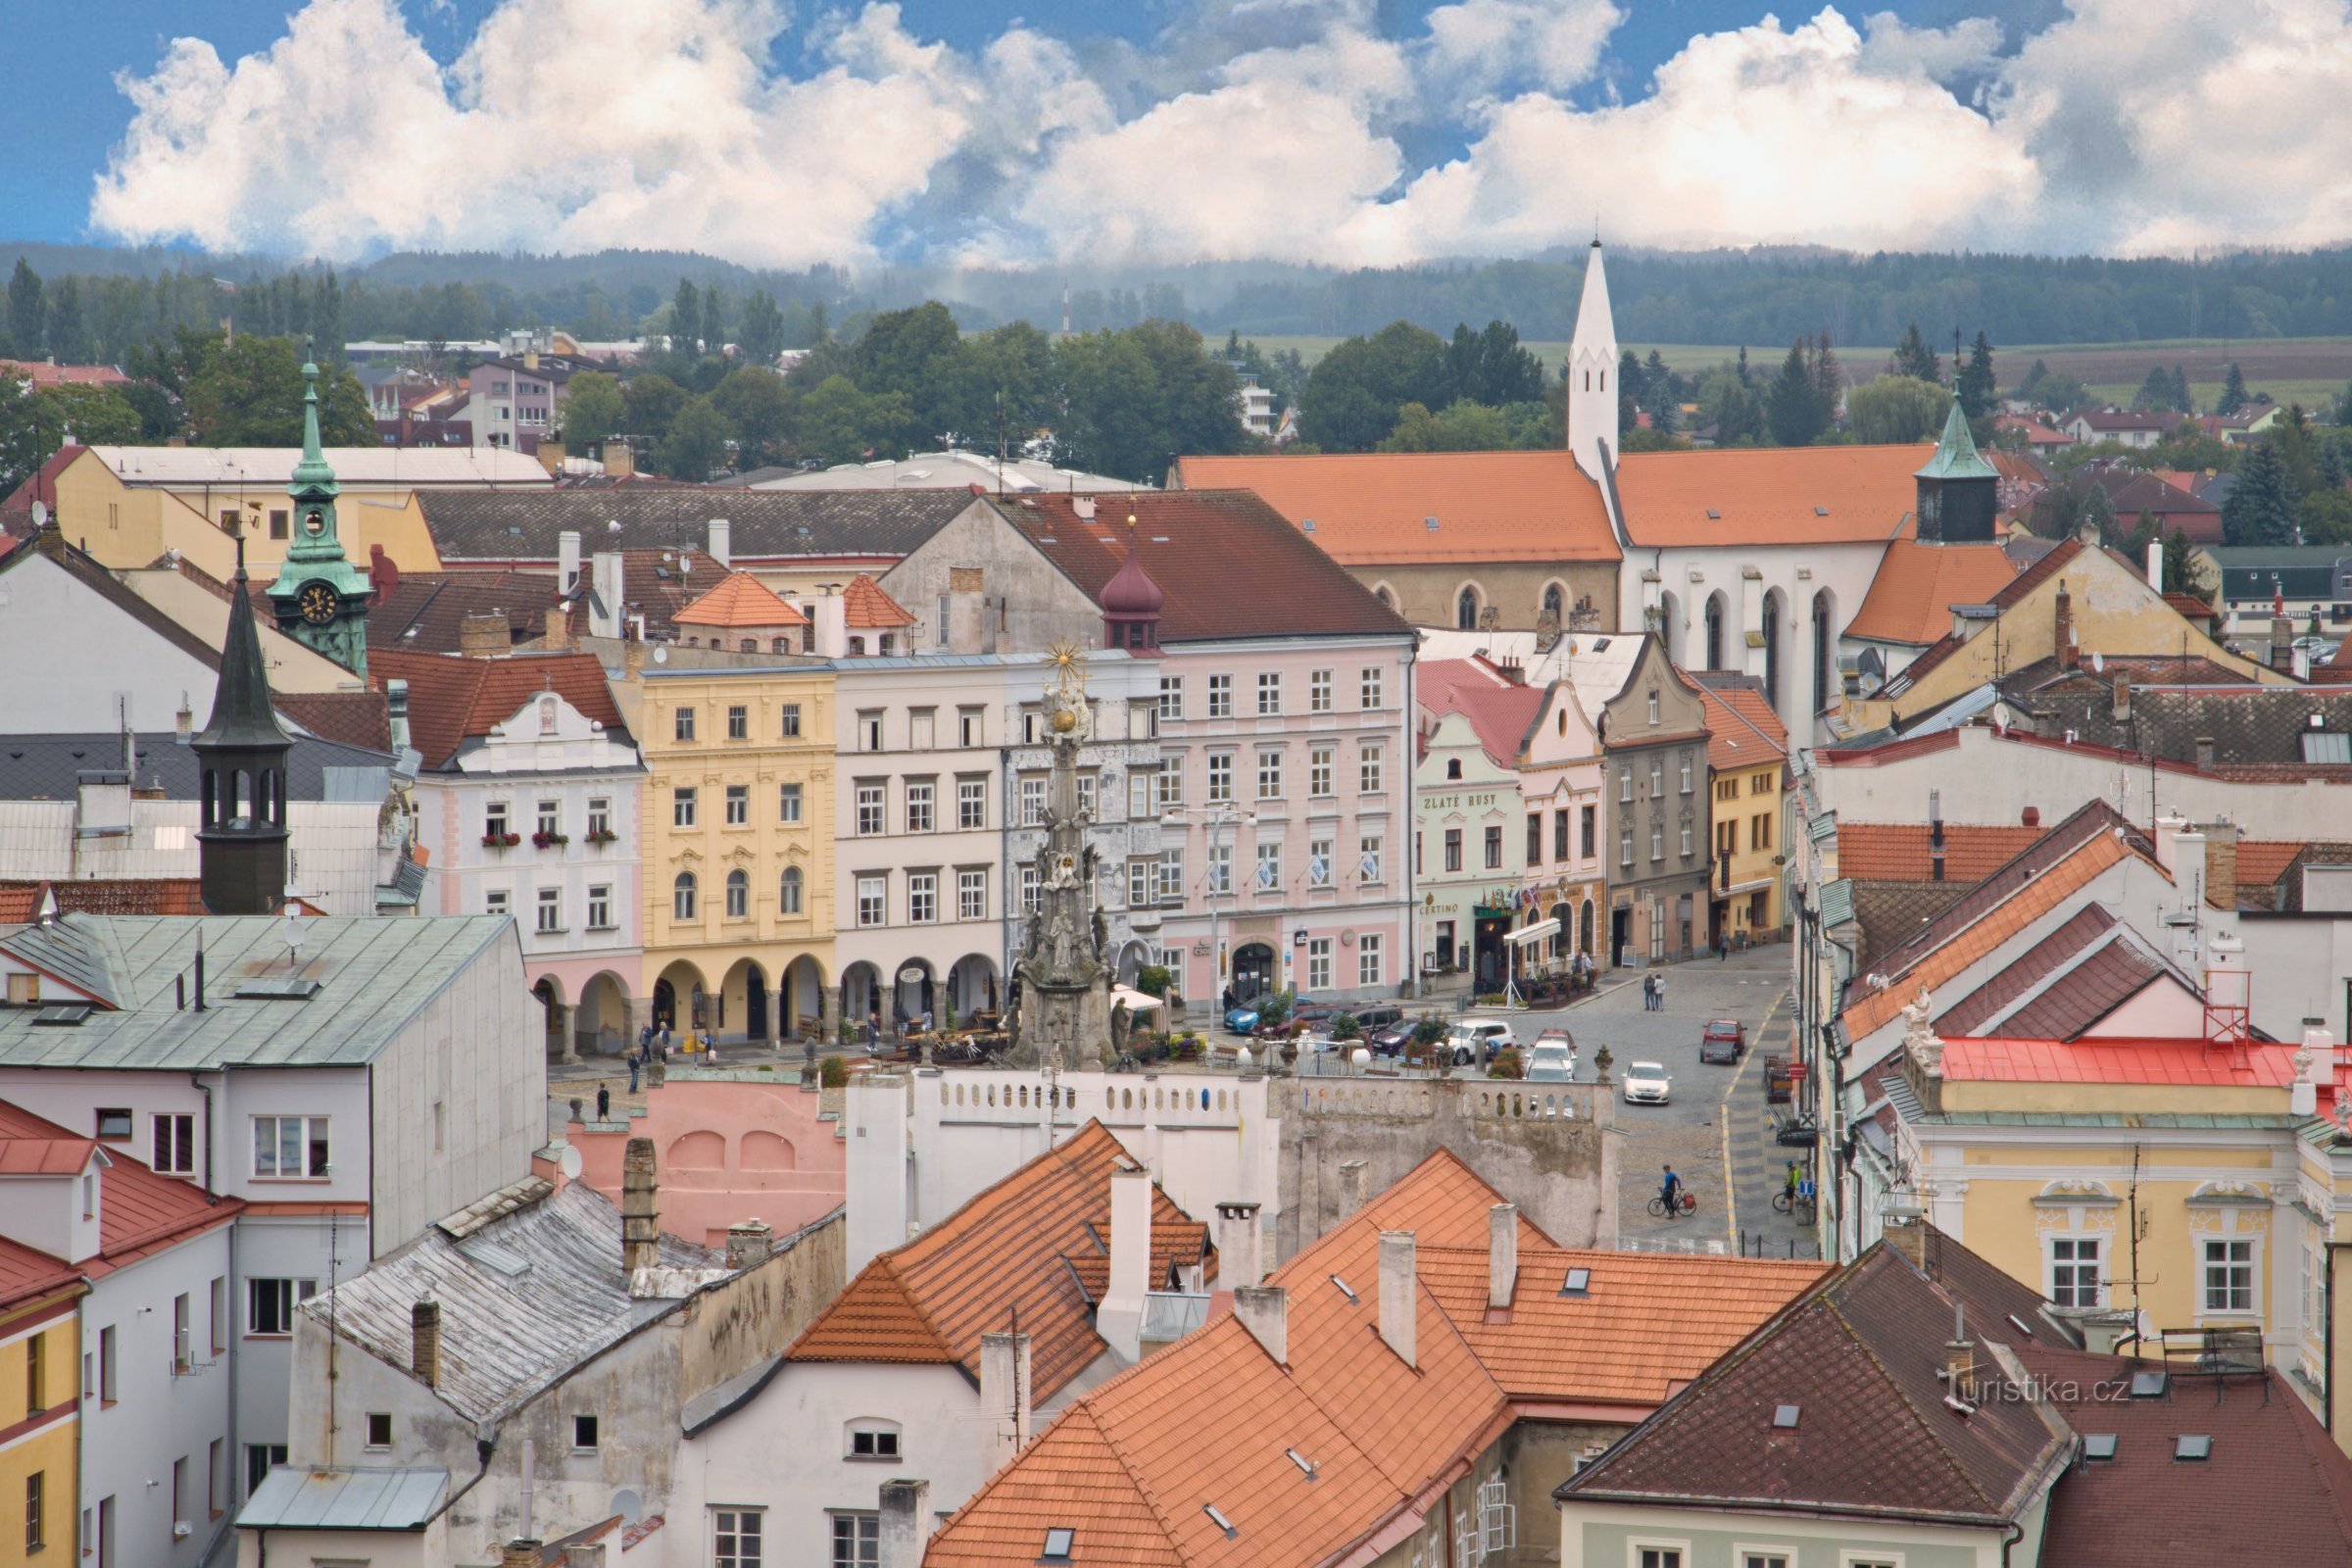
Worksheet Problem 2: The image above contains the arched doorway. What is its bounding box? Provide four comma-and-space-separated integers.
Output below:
1231, 942, 1276, 1003
892, 958, 935, 1028
1116, 941, 1150, 986
1760, 588, 1786, 709
723, 957, 769, 1044
948, 954, 998, 1021
1811, 587, 1838, 718
782, 955, 827, 1041
841, 961, 883, 1035
653, 960, 709, 1035
532, 976, 565, 1057
580, 971, 631, 1054
1579, 898, 1595, 956
1547, 902, 1571, 965
1654, 589, 1683, 667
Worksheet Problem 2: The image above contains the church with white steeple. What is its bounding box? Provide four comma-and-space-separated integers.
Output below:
1566, 238, 1619, 484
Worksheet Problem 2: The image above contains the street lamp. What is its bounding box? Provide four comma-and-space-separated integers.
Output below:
1169, 803, 1255, 1022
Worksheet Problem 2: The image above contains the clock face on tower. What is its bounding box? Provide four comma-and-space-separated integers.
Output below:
297, 581, 341, 625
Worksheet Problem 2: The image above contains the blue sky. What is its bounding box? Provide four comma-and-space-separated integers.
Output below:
10, 0, 2335, 267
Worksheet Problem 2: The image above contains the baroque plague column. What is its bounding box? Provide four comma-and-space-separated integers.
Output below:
1009, 643, 1116, 1070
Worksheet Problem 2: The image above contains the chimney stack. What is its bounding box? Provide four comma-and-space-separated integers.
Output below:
590, 552, 624, 641
1098, 1170, 1153, 1361
2293, 1018, 2330, 1117
812, 587, 849, 659
558, 529, 582, 596
1488, 1203, 1519, 1310
708, 517, 731, 569
620, 1137, 661, 1277
411, 1298, 441, 1386
2194, 735, 2216, 771
2020, 806, 2041, 828
2273, 612, 2295, 670
2203, 822, 2238, 912
876, 1478, 931, 1568
1883, 1206, 1929, 1268
501, 1542, 542, 1568
1377, 1231, 1417, 1368
386, 679, 410, 756
2053, 580, 2077, 671
1215, 1200, 1263, 1288
1233, 1285, 1288, 1363
1944, 1304, 1975, 1398
604, 440, 635, 479
1338, 1159, 1368, 1218
979, 1331, 1033, 1477
459, 612, 509, 657
725, 1219, 772, 1271
2110, 667, 2131, 722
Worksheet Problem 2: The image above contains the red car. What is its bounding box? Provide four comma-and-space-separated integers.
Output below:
1699, 1018, 1746, 1064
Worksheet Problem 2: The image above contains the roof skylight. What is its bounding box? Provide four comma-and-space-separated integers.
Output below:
1201, 1504, 1237, 1539
1772, 1404, 1799, 1429
1560, 1267, 1591, 1297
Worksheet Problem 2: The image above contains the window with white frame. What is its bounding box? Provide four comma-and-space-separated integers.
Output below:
907, 872, 938, 924
1620, 830, 1634, 867
587, 884, 612, 929
1358, 932, 1383, 985
1158, 850, 1184, 904
1634, 1546, 1684, 1568
957, 707, 983, 747
780, 703, 802, 738
587, 798, 611, 838
1128, 859, 1152, 908
2050, 1237, 2102, 1307
1255, 843, 1282, 891
1681, 754, 1693, 793
1129, 770, 1152, 820
2204, 1238, 2256, 1313
1649, 760, 1664, 796
537, 887, 562, 932
1740, 1553, 1790, 1568
1157, 675, 1184, 721
1207, 674, 1234, 718
857, 876, 887, 928
1309, 746, 1334, 797
1021, 777, 1047, 826
1358, 743, 1384, 794
1076, 774, 1097, 819
1651, 824, 1665, 862
779, 867, 804, 915
1647, 691, 1659, 724
253, 1116, 327, 1179
1308, 837, 1333, 887
1207, 752, 1234, 803
1360, 666, 1384, 710
779, 783, 803, 824
906, 781, 934, 833
1309, 668, 1333, 712
725, 784, 749, 825
856, 784, 885, 836
958, 869, 987, 921
858, 710, 883, 752
246, 1277, 317, 1336
910, 710, 935, 749
1155, 766, 1182, 811
1358, 834, 1383, 884
152, 1113, 194, 1176
536, 800, 560, 837
713, 1507, 764, 1568
725, 870, 749, 919
1257, 671, 1282, 715
1257, 748, 1284, 800
1679, 823, 1693, 857
958, 778, 986, 829
1620, 765, 1633, 803
673, 872, 697, 920
673, 706, 696, 743
1021, 866, 1041, 914
673, 786, 697, 827
828, 1512, 878, 1568
1207, 844, 1232, 895
1306, 938, 1332, 990
847, 1423, 901, 1459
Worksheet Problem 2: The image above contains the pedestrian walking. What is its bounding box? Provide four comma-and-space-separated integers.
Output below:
627, 1051, 641, 1094
1653, 973, 1666, 1010
595, 1082, 611, 1120
1642, 973, 1656, 1011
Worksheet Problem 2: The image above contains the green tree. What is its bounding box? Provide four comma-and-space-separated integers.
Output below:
1617, 347, 1643, 432
2133, 366, 2180, 412
1767, 337, 1828, 446
658, 395, 733, 480
1442, 320, 1544, 407
737, 290, 786, 367
2299, 486, 2352, 545
1956, 331, 1996, 423
2218, 362, 2249, 416
854, 300, 972, 443
962, 320, 1060, 442
2334, 375, 2352, 425
1054, 318, 1246, 481
1845, 375, 1949, 445
1378, 400, 1518, 452
671, 279, 703, 354
2223, 438, 2298, 545
43, 279, 87, 364
795, 374, 908, 466
2272, 404, 2321, 500
621, 372, 688, 445
1644, 349, 1677, 434
2161, 526, 2197, 593
560, 369, 625, 447
1890, 322, 1940, 383
182, 334, 371, 446
1813, 329, 1845, 426
1296, 320, 1446, 451
1696, 361, 1765, 445
35, 382, 141, 448
6, 260, 43, 359
710, 367, 792, 466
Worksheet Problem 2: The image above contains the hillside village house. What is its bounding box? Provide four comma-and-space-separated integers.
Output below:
368, 650, 646, 1057
880, 491, 1418, 1018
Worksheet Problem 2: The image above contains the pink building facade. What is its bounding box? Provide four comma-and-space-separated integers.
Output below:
565, 1073, 844, 1247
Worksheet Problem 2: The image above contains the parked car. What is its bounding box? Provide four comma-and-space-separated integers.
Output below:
1698, 1017, 1747, 1064
1367, 1019, 1418, 1055
1523, 1034, 1577, 1082
1257, 1002, 1337, 1040
1223, 1002, 1262, 1035
1446, 1018, 1519, 1065
1347, 1004, 1405, 1038
1621, 1060, 1673, 1104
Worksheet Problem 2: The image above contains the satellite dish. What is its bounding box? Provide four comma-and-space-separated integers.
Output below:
653, 645, 668, 663
28, 501, 48, 529
610, 1488, 643, 1527
559, 1145, 583, 1181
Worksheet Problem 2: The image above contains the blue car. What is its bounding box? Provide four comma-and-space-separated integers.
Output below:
1224, 1004, 1261, 1035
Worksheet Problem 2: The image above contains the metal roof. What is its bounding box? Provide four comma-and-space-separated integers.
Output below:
0, 912, 510, 1071
236, 1466, 449, 1531
416, 487, 979, 564
91, 445, 550, 488
0, 732, 389, 802
1818, 878, 1855, 930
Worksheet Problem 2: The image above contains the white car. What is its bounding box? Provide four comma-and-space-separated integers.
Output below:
1447, 1018, 1519, 1065
1523, 1039, 1577, 1082
1621, 1060, 1672, 1104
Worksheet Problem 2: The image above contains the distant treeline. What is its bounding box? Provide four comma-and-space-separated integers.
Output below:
14, 242, 2352, 356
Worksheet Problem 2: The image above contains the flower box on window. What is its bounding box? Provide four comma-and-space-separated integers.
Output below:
532, 831, 571, 849
481, 831, 521, 848
584, 828, 618, 845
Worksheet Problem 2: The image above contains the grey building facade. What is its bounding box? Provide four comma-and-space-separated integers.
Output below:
1600, 634, 1712, 964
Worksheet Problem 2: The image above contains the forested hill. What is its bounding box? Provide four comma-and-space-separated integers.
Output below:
8, 240, 2352, 348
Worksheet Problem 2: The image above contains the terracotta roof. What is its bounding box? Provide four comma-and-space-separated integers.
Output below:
1694, 682, 1788, 772
0, 1099, 241, 1275
0, 880, 208, 921
1615, 444, 1925, 548
1836, 823, 2045, 883
0, 445, 86, 529
2163, 592, 2218, 621
925, 1148, 1819, 1568
0, 1137, 99, 1175
549, 546, 730, 642
0, 360, 129, 389
1884, 537, 2089, 696
1845, 540, 2020, 646
274, 690, 393, 752
367, 567, 558, 654
367, 649, 629, 770
1417, 660, 1544, 764
1002, 492, 1412, 644
1932, 904, 2118, 1036
785, 1121, 1211, 1402
1171, 451, 1620, 565
1939, 1036, 2297, 1087
840, 573, 916, 630
2027, 1345, 2352, 1565
672, 571, 808, 629
2236, 840, 2309, 889
0, 1233, 79, 1308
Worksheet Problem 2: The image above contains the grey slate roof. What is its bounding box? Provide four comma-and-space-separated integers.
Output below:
417, 488, 982, 564
237, 1466, 449, 1531
0, 732, 391, 802
309, 1178, 727, 1426
0, 912, 511, 1070
2006, 682, 2352, 765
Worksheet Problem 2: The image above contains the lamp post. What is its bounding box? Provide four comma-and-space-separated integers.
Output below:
1172, 803, 1254, 1026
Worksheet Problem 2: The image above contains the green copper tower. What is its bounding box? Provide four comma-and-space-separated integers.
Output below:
267, 337, 372, 674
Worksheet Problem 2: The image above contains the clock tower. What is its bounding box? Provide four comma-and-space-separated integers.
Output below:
267, 339, 372, 675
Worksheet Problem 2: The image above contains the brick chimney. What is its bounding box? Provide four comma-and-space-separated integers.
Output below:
411, 1298, 440, 1386
2204, 822, 2238, 912
604, 440, 635, 479
1944, 1304, 1976, 1399
2053, 580, 2077, 671
501, 1541, 542, 1568
1378, 1231, 1417, 1368
1488, 1203, 1518, 1309
2273, 612, 2296, 670
1883, 1206, 1929, 1268
979, 1331, 1032, 1477
2110, 668, 2131, 722
2021, 806, 2041, 828
1233, 1285, 1288, 1363
459, 612, 509, 657
2194, 736, 2216, 771
725, 1219, 772, 1271
1214, 1200, 1263, 1288
877, 1478, 930, 1568
620, 1137, 661, 1276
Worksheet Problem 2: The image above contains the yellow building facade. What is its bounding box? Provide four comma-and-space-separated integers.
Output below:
619, 662, 838, 1045
0, 1278, 82, 1558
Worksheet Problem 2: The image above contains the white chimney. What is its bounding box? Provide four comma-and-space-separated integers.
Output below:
1378, 1231, 1417, 1368
2293, 1018, 2329, 1116
590, 551, 624, 640
813, 587, 849, 659
1338, 1159, 1368, 1217
2151, 811, 2191, 875
979, 1331, 1033, 1477
708, 517, 731, 569
1215, 1200, 1263, 1288
558, 529, 582, 596
1098, 1170, 1153, 1362
2146, 536, 2163, 589
1233, 1285, 1288, 1363
1488, 1203, 1518, 1310
845, 1075, 911, 1276
876, 1478, 929, 1568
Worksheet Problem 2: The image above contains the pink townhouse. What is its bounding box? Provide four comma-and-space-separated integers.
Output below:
877, 489, 1418, 1021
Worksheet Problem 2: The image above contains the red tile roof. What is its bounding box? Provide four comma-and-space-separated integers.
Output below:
673, 571, 808, 629
1694, 681, 1788, 772
0, 360, 129, 389
786, 1121, 1211, 1402
1836, 822, 2046, 883
274, 690, 393, 752
368, 649, 628, 769
0, 1100, 240, 1275
1172, 451, 1621, 565
1938, 1036, 2297, 1087
1845, 539, 2020, 646
0, 880, 209, 921
1416, 660, 1543, 764
1003, 491, 1412, 644
2235, 840, 2308, 888
1615, 443, 1925, 548
840, 573, 916, 630
1883, 536, 2091, 695
0, 1138, 99, 1175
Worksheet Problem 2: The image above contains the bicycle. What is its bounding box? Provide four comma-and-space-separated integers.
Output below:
1645, 1190, 1698, 1220
1772, 1189, 1818, 1224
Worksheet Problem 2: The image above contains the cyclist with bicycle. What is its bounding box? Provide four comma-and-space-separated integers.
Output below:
1660, 1164, 1682, 1215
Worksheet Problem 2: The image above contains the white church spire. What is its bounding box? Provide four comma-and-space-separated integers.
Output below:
1567, 238, 1619, 482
